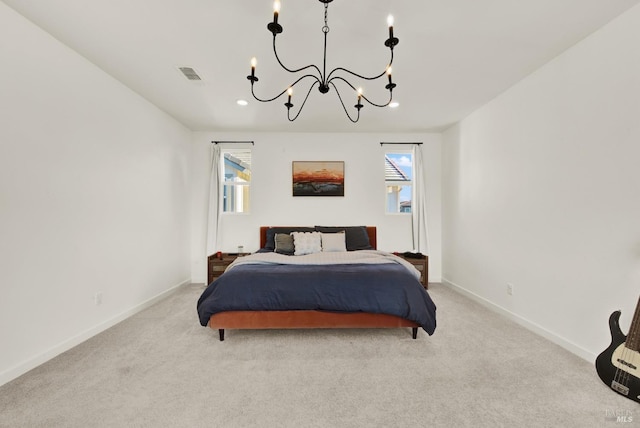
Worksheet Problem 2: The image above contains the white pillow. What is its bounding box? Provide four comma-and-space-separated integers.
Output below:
321, 232, 347, 252
291, 231, 322, 255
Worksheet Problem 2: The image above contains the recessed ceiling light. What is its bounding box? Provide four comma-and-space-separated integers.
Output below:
389, 102, 399, 108
236, 99, 249, 106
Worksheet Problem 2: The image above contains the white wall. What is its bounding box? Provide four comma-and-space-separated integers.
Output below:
0, 3, 192, 385
442, 4, 640, 361
190, 132, 442, 284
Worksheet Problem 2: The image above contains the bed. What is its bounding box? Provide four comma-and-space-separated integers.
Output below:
197, 226, 437, 341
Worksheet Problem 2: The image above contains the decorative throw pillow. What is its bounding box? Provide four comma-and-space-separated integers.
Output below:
321, 232, 347, 252
274, 233, 295, 255
315, 226, 373, 250
291, 231, 322, 256
264, 227, 315, 250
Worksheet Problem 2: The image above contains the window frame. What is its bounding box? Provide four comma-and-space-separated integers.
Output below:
221, 148, 252, 215
384, 150, 413, 215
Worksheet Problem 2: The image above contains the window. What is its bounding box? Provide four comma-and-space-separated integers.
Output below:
385, 152, 412, 213
222, 149, 251, 213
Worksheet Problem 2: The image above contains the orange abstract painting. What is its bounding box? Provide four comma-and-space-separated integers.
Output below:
292, 161, 344, 196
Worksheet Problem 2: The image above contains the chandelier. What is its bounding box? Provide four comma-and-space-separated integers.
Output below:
246, 0, 399, 123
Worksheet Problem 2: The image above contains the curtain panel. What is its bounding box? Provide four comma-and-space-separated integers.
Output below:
206, 144, 222, 255
412, 144, 429, 253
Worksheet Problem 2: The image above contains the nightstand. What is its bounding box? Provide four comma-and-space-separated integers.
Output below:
207, 253, 249, 285
395, 254, 429, 289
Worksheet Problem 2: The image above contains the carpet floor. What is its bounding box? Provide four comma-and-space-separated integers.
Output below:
0, 283, 637, 428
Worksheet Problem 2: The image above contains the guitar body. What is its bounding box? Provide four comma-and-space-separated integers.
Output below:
595, 310, 640, 403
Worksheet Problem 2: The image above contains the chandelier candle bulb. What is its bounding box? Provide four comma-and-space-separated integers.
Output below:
251, 58, 256, 74
385, 66, 396, 91
387, 15, 394, 39
285, 86, 294, 109
273, 0, 280, 24
355, 87, 364, 110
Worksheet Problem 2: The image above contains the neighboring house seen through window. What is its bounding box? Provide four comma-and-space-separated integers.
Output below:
222, 149, 251, 213
385, 152, 412, 213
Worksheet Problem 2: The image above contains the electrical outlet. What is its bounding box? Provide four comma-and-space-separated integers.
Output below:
507, 283, 514, 296
94, 292, 103, 306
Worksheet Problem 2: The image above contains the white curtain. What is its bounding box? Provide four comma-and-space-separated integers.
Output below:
412, 144, 429, 253
206, 144, 222, 255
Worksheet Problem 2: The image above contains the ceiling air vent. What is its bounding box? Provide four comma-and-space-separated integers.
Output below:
179, 67, 202, 81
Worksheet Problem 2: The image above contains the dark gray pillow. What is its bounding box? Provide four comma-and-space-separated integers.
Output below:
314, 226, 373, 251
274, 233, 295, 255
264, 227, 315, 251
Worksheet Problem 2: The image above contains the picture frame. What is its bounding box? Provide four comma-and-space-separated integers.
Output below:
292, 161, 345, 196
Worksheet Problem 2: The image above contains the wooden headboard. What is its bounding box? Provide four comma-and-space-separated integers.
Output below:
260, 226, 377, 250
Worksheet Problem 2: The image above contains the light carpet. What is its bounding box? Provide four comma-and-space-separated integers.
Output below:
0, 283, 637, 427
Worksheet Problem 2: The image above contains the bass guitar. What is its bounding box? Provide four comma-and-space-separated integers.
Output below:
595, 296, 640, 403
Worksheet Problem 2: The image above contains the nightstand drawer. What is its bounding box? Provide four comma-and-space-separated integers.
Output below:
207, 253, 249, 285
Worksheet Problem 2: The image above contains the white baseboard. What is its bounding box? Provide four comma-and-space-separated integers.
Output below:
0, 278, 190, 387
441, 278, 596, 362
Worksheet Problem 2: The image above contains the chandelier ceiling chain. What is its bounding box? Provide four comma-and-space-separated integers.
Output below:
323, 2, 329, 33
246, 0, 399, 123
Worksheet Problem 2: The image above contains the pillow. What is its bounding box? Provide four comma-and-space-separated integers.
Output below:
291, 231, 322, 256
321, 232, 347, 252
274, 233, 295, 255
264, 227, 315, 251
315, 226, 373, 251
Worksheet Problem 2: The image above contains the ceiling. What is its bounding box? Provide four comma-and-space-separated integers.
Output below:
4, 0, 639, 133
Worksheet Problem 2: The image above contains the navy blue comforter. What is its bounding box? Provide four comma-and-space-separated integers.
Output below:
197, 262, 437, 335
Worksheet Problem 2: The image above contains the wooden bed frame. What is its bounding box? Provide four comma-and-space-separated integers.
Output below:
207, 226, 420, 341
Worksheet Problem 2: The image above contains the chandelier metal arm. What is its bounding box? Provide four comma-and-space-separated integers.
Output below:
361, 91, 393, 108
250, 83, 289, 103
329, 81, 360, 123
326, 48, 395, 83
287, 81, 320, 122
250, 74, 321, 103
272, 36, 323, 79
330, 76, 393, 108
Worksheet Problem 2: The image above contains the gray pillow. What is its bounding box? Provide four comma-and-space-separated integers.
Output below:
274, 233, 295, 255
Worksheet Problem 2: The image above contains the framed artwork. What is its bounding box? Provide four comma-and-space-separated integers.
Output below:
292, 161, 345, 196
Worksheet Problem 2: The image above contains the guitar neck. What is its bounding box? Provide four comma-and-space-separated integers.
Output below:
626, 296, 640, 352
